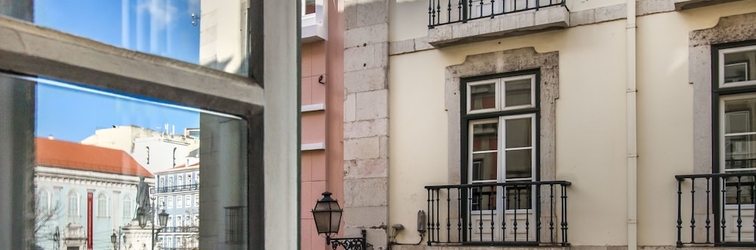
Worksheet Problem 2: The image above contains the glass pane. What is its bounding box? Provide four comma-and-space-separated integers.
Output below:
725, 135, 756, 170
32, 0, 250, 75
724, 175, 756, 205
29, 74, 248, 250
472, 122, 498, 151
725, 98, 756, 134
505, 185, 532, 210
504, 79, 531, 107
470, 83, 496, 111
505, 149, 532, 179
505, 118, 532, 148
723, 48, 756, 84
472, 152, 498, 181
471, 186, 497, 211
305, 0, 316, 14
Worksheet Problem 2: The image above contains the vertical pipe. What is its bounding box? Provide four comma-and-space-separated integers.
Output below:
626, 0, 638, 248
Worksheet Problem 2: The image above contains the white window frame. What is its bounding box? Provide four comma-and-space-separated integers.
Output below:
719, 93, 756, 173
185, 195, 191, 207
123, 196, 132, 219
718, 45, 756, 88
466, 75, 536, 114
195, 194, 199, 207
177, 195, 183, 208
167, 196, 173, 209
466, 79, 499, 114
37, 188, 51, 215
68, 191, 80, 217
97, 193, 108, 217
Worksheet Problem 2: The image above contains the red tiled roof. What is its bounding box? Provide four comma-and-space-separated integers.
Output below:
36, 138, 153, 177
172, 162, 200, 169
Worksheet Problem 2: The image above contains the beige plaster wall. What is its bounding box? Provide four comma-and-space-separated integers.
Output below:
387, 0, 756, 247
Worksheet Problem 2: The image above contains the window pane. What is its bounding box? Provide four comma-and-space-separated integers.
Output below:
725, 135, 756, 170
504, 79, 532, 107
30, 0, 250, 76
305, 0, 316, 14
725, 98, 756, 134
470, 83, 496, 111
505, 185, 532, 210
26, 73, 248, 250
724, 175, 756, 205
505, 118, 532, 148
471, 186, 497, 211
472, 122, 498, 151
723, 48, 756, 84
472, 153, 498, 181
505, 149, 532, 179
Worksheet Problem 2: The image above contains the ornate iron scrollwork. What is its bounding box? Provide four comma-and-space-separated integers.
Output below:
326, 229, 367, 250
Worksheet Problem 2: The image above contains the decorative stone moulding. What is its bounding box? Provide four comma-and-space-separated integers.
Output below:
674, 0, 747, 10
427, 6, 570, 48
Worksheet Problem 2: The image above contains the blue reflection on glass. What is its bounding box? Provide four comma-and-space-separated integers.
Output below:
35, 0, 200, 64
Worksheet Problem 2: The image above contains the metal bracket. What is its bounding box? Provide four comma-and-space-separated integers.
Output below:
326, 229, 367, 250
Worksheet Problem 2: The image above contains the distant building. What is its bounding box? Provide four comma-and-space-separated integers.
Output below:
34, 138, 153, 250
153, 161, 200, 249
81, 125, 199, 175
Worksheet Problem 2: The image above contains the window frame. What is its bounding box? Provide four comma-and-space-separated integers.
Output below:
460, 70, 541, 186
97, 193, 108, 217
712, 40, 756, 174
68, 191, 80, 217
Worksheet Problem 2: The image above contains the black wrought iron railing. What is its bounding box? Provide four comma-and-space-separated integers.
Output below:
424, 180, 571, 246
675, 172, 756, 247
150, 184, 200, 194
427, 0, 567, 28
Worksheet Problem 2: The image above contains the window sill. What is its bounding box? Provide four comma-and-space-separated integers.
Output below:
426, 7, 569, 48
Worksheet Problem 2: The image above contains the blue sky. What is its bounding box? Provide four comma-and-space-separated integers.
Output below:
34, 0, 201, 142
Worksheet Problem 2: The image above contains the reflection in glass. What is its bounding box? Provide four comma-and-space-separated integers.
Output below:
472, 153, 498, 182
724, 175, 756, 205
505, 149, 532, 179
471, 186, 497, 211
505, 118, 531, 148
34, 0, 201, 65
504, 79, 531, 107
25, 73, 248, 250
472, 122, 498, 151
724, 97, 756, 170
505, 185, 532, 210
723, 48, 756, 84
305, 0, 316, 14
470, 83, 496, 111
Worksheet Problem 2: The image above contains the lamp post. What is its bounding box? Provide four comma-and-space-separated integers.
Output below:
311, 191, 366, 250
136, 197, 169, 250
110, 231, 117, 250
52, 226, 60, 250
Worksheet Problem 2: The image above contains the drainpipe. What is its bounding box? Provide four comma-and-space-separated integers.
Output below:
626, 0, 638, 250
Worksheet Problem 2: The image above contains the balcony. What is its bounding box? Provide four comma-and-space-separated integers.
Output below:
426, 0, 569, 47
301, 0, 327, 43
150, 184, 200, 194
424, 180, 571, 246
675, 172, 756, 247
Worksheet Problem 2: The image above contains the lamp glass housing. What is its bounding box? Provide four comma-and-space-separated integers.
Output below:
312, 191, 343, 235
111, 233, 117, 244
158, 210, 169, 227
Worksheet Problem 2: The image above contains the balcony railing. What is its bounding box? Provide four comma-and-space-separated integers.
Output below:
150, 184, 200, 194
675, 172, 756, 247
427, 0, 566, 28
425, 180, 571, 246
161, 226, 199, 233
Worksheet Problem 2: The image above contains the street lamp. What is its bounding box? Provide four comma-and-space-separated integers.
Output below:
110, 232, 117, 250
136, 198, 169, 250
52, 226, 60, 250
311, 191, 366, 250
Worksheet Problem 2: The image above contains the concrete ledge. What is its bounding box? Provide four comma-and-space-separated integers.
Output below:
674, 0, 746, 10
0, 16, 264, 115
302, 103, 326, 112
301, 142, 325, 151
426, 7, 569, 48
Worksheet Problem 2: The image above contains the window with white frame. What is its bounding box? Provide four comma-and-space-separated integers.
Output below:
167, 196, 173, 209
37, 188, 50, 215
463, 73, 538, 211
195, 194, 199, 207
177, 195, 183, 208
715, 43, 756, 205
187, 173, 193, 185
185, 195, 191, 207
123, 196, 132, 219
167, 215, 173, 228
97, 193, 108, 217
178, 175, 183, 187
159, 196, 165, 209
68, 191, 80, 216
160, 176, 165, 189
